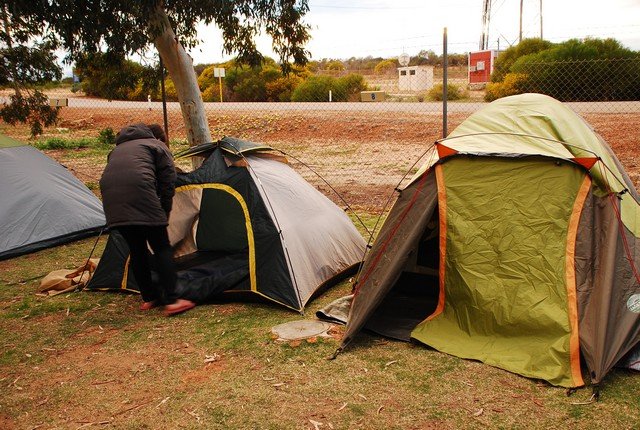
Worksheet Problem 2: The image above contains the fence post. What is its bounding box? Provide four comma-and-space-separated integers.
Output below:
443, 27, 448, 138
159, 57, 169, 143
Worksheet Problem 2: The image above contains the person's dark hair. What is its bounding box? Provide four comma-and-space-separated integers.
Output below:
148, 123, 167, 144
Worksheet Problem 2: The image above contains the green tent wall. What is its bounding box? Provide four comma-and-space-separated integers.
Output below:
341, 94, 640, 388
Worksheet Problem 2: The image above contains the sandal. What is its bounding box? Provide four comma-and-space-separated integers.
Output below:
164, 299, 196, 316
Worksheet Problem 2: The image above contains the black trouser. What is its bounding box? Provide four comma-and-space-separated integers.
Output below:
116, 225, 177, 305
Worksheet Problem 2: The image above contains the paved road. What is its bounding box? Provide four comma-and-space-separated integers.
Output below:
2, 96, 639, 114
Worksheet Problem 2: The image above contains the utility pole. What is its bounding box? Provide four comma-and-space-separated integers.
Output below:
519, 0, 523, 43
480, 0, 491, 50
540, 0, 543, 39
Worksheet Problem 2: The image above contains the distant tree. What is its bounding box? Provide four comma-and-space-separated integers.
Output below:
374, 59, 397, 75
491, 38, 553, 82
0, 5, 61, 136
75, 52, 145, 100
305, 60, 320, 73
325, 60, 345, 71
222, 58, 281, 102
194, 63, 212, 77
510, 38, 640, 101
487, 38, 640, 101
12, 1, 311, 147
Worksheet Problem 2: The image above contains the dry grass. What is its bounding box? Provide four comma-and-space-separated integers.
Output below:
1, 238, 639, 429
1, 104, 639, 429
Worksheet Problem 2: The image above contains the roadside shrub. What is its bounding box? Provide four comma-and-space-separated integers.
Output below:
491, 38, 553, 83
489, 37, 640, 101
265, 75, 303, 102
374, 59, 397, 75
484, 73, 530, 101
291, 75, 336, 102
163, 78, 179, 102
222, 59, 284, 102
202, 84, 224, 102
427, 83, 469, 101
335, 74, 368, 101
198, 65, 221, 91
292, 74, 369, 102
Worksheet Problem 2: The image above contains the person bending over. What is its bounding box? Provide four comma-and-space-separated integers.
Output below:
99, 123, 195, 316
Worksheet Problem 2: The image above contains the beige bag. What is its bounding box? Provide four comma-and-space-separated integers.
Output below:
38, 258, 100, 296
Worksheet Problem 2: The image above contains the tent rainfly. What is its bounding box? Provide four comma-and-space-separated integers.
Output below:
87, 137, 366, 311
339, 93, 640, 388
0, 134, 105, 260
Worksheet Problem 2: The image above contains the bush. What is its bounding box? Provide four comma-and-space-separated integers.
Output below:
325, 60, 345, 71
292, 74, 369, 102
97, 127, 116, 145
163, 79, 179, 102
427, 83, 469, 101
491, 38, 553, 83
202, 84, 223, 102
374, 59, 397, 75
484, 73, 530, 101
291, 75, 335, 102
509, 38, 640, 101
75, 52, 143, 100
265, 75, 302, 102
34, 137, 93, 150
488, 37, 640, 102
335, 74, 368, 101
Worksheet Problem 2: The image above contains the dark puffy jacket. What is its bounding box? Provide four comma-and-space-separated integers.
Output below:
99, 124, 176, 227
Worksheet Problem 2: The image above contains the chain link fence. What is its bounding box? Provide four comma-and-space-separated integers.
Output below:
9, 50, 639, 230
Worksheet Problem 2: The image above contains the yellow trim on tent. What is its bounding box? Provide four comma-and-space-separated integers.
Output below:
121, 256, 131, 290
565, 175, 591, 387
427, 165, 447, 321
175, 183, 258, 294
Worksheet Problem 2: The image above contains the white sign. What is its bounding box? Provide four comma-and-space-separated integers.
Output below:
213, 67, 226, 78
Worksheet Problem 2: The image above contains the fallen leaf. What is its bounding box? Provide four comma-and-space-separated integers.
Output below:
204, 353, 220, 363
309, 419, 323, 430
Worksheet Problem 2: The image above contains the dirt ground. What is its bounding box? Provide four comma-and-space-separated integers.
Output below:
15, 103, 640, 213
1, 103, 640, 429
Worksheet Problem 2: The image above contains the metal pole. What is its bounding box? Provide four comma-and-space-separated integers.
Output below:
443, 27, 448, 138
519, 0, 523, 43
218, 75, 223, 102
159, 57, 169, 144
540, 0, 543, 39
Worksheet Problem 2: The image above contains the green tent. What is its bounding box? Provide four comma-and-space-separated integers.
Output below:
340, 94, 640, 388
87, 137, 366, 311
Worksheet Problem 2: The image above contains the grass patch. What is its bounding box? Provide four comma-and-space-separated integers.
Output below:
0, 142, 639, 429
33, 137, 95, 150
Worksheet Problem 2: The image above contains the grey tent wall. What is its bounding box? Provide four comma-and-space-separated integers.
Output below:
341, 172, 439, 348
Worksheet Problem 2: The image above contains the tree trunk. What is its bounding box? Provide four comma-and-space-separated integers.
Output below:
149, 5, 211, 151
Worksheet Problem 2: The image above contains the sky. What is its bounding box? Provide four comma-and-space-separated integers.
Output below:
188, 0, 640, 65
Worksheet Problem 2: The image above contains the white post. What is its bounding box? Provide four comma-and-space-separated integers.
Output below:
147, 94, 152, 111
329, 90, 332, 102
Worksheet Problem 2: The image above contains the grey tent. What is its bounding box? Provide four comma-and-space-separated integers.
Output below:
87, 138, 366, 311
0, 134, 106, 260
